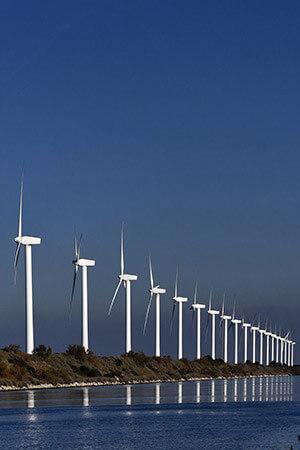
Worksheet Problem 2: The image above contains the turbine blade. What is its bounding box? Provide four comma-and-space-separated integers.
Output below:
13, 242, 21, 284
170, 302, 176, 335
174, 268, 178, 298
232, 302, 235, 321
108, 278, 122, 315
193, 280, 198, 305
205, 313, 210, 341
143, 292, 154, 335
192, 309, 196, 327
219, 316, 224, 329
18, 173, 23, 238
221, 292, 225, 316
74, 230, 78, 258
120, 224, 124, 276
149, 255, 154, 290
77, 233, 83, 260
208, 289, 212, 310
69, 265, 79, 316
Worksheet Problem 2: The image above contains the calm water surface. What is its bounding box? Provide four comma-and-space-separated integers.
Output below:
0, 376, 299, 449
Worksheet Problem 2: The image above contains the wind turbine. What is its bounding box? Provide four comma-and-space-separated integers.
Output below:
242, 316, 251, 363
13, 174, 41, 355
270, 324, 276, 363
280, 331, 284, 365
230, 305, 241, 364
276, 326, 281, 363
258, 319, 266, 365
108, 225, 137, 354
206, 290, 219, 360
251, 317, 259, 363
219, 294, 231, 363
284, 331, 290, 365
291, 342, 295, 367
70, 233, 95, 352
143, 256, 166, 357
171, 270, 188, 360
190, 281, 205, 360
264, 327, 271, 366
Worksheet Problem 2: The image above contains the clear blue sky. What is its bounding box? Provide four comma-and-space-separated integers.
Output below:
0, 1, 300, 360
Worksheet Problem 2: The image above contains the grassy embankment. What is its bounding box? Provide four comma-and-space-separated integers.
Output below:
0, 345, 298, 390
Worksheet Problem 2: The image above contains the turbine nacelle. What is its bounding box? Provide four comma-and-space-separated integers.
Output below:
14, 236, 41, 246
231, 319, 241, 324
150, 286, 166, 294
173, 296, 188, 303
220, 314, 231, 320
208, 309, 219, 315
74, 258, 96, 267
251, 326, 259, 331
242, 322, 251, 328
191, 303, 205, 310
120, 274, 138, 281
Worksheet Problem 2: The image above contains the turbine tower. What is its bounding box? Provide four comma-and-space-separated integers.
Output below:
231, 305, 241, 364
108, 225, 138, 353
264, 328, 271, 366
242, 317, 251, 363
70, 234, 95, 352
251, 318, 259, 363
14, 174, 41, 355
258, 320, 265, 365
219, 294, 231, 363
143, 256, 166, 357
171, 270, 188, 360
190, 281, 205, 360
206, 291, 219, 360
270, 325, 276, 363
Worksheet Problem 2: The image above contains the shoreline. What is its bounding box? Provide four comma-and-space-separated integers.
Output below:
0, 372, 293, 392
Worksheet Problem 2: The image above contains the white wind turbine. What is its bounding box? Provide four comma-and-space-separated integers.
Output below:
171, 270, 188, 360
242, 316, 251, 363
190, 281, 205, 360
284, 331, 290, 365
108, 225, 137, 353
251, 317, 259, 363
258, 318, 266, 365
206, 290, 219, 360
14, 174, 41, 355
230, 305, 241, 364
270, 324, 276, 363
291, 342, 295, 367
143, 256, 166, 357
264, 326, 271, 366
276, 326, 281, 363
70, 234, 95, 352
219, 294, 231, 363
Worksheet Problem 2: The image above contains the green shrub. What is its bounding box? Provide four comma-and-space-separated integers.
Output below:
34, 345, 52, 359
66, 345, 87, 360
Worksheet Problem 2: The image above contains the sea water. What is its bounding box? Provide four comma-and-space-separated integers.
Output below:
0, 376, 299, 449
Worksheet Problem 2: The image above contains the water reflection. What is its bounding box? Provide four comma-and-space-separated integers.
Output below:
196, 381, 201, 403
234, 379, 238, 402
27, 390, 35, 409
155, 383, 160, 405
223, 379, 227, 402
82, 387, 89, 407
126, 385, 131, 405
178, 382, 183, 404
0, 376, 296, 409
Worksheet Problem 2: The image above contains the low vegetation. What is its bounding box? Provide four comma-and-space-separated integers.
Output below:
0, 345, 298, 389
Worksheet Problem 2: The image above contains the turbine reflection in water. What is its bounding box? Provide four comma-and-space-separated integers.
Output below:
126, 385, 132, 406
178, 382, 182, 404
155, 383, 160, 405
